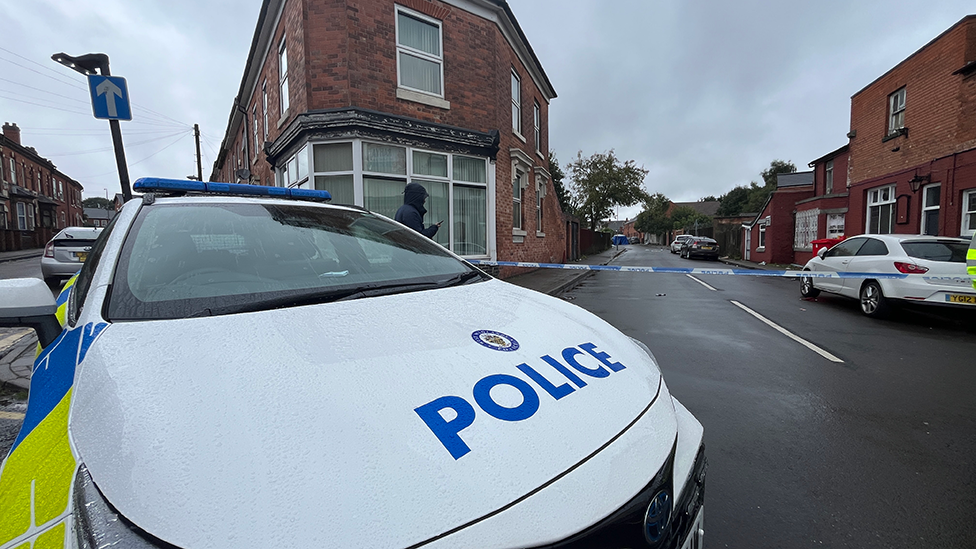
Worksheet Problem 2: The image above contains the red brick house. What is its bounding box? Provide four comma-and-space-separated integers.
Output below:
0, 122, 85, 252
846, 15, 976, 241
742, 171, 814, 264
743, 14, 976, 265
210, 0, 562, 276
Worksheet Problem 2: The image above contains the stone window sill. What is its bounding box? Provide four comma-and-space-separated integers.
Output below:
397, 88, 450, 110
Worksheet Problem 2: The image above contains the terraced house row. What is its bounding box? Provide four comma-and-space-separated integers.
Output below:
745, 14, 976, 265
0, 122, 85, 252
210, 0, 564, 276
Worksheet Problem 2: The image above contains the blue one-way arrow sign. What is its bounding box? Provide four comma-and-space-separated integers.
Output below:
87, 75, 131, 120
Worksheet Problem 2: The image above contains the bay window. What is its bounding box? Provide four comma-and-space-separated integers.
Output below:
283, 140, 491, 257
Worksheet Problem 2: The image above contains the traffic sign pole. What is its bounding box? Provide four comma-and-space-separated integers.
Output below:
51, 52, 132, 201
95, 64, 131, 202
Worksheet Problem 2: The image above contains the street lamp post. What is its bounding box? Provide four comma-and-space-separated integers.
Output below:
51, 52, 132, 201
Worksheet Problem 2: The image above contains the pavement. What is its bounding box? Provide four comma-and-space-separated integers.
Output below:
0, 248, 43, 264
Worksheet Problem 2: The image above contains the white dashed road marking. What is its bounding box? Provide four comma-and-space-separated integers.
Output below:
730, 300, 844, 363
686, 274, 717, 291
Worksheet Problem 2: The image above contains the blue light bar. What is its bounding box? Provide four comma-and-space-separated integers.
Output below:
132, 177, 331, 201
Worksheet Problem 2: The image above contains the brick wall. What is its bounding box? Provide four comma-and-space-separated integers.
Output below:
849, 17, 976, 184
218, 0, 563, 272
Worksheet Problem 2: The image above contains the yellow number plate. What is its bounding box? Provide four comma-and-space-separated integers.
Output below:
946, 294, 976, 304
76, 252, 87, 262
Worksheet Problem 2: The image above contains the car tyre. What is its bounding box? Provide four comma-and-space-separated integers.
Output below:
799, 273, 820, 298
859, 280, 889, 318
44, 277, 61, 290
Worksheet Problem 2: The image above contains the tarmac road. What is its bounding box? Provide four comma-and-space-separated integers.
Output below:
563, 245, 976, 549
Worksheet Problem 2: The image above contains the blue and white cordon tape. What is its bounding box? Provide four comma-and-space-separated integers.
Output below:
467, 260, 911, 280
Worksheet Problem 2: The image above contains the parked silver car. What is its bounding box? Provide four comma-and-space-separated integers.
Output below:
40, 226, 103, 287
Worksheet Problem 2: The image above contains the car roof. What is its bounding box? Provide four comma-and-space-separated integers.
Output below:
850, 234, 968, 244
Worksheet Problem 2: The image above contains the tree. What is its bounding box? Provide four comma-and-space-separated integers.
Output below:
716, 186, 750, 216
567, 150, 649, 230
634, 193, 672, 237
669, 206, 712, 234
699, 195, 718, 202
715, 160, 797, 216
548, 151, 571, 214
82, 197, 113, 210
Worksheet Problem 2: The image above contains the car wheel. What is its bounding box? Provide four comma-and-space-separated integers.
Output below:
44, 277, 61, 290
799, 273, 820, 298
859, 281, 889, 318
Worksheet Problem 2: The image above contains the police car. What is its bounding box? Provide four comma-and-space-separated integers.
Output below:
0, 178, 705, 549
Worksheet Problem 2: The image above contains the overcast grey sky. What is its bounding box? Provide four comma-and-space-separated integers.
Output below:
2, 1, 973, 218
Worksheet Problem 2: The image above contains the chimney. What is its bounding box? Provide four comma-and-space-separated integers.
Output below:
2, 122, 21, 145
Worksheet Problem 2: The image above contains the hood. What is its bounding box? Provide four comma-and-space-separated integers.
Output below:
403, 182, 429, 214
69, 280, 671, 549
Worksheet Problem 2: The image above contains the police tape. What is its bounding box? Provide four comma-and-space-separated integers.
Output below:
467, 260, 914, 280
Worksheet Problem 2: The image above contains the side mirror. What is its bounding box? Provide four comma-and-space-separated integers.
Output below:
817, 247, 828, 259
0, 278, 62, 347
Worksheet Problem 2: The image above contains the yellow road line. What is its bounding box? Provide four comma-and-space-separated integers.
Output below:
0, 411, 26, 421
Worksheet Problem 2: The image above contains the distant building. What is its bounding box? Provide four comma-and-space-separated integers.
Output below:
83, 207, 115, 227
0, 122, 85, 251
210, 0, 564, 276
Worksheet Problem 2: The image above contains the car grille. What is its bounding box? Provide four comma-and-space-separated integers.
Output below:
532, 443, 706, 549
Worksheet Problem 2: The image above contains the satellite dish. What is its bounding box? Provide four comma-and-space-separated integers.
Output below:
235, 168, 251, 181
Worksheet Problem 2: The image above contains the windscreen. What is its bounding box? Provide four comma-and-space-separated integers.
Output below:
900, 241, 969, 263
107, 202, 477, 320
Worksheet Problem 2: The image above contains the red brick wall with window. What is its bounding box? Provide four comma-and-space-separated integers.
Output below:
849, 16, 976, 185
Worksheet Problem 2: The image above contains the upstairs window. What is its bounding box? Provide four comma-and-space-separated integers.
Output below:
279, 41, 290, 116
533, 101, 541, 153
888, 87, 905, 135
511, 71, 522, 135
396, 8, 443, 96
825, 160, 834, 194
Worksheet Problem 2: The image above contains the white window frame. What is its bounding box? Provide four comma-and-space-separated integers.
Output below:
535, 175, 545, 236
962, 189, 976, 238
920, 183, 941, 236
824, 160, 833, 194
794, 209, 818, 251
511, 70, 522, 137
262, 80, 269, 139
395, 6, 444, 99
9, 158, 16, 185
888, 87, 906, 135
757, 223, 766, 251
278, 40, 290, 117
866, 184, 896, 234
533, 101, 541, 154
513, 168, 524, 231
826, 213, 845, 238
252, 106, 259, 160
16, 202, 26, 230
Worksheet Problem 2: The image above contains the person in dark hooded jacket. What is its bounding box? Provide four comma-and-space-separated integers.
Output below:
395, 182, 441, 238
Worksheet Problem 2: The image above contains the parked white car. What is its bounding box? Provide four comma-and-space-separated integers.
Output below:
670, 235, 694, 254
800, 234, 976, 317
0, 178, 705, 549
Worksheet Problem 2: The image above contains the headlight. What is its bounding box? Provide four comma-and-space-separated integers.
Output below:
73, 465, 166, 549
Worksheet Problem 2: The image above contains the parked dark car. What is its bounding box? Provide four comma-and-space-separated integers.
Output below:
680, 237, 720, 260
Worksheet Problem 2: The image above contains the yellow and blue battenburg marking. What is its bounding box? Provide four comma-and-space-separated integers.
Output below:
967, 233, 976, 290
0, 314, 107, 549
